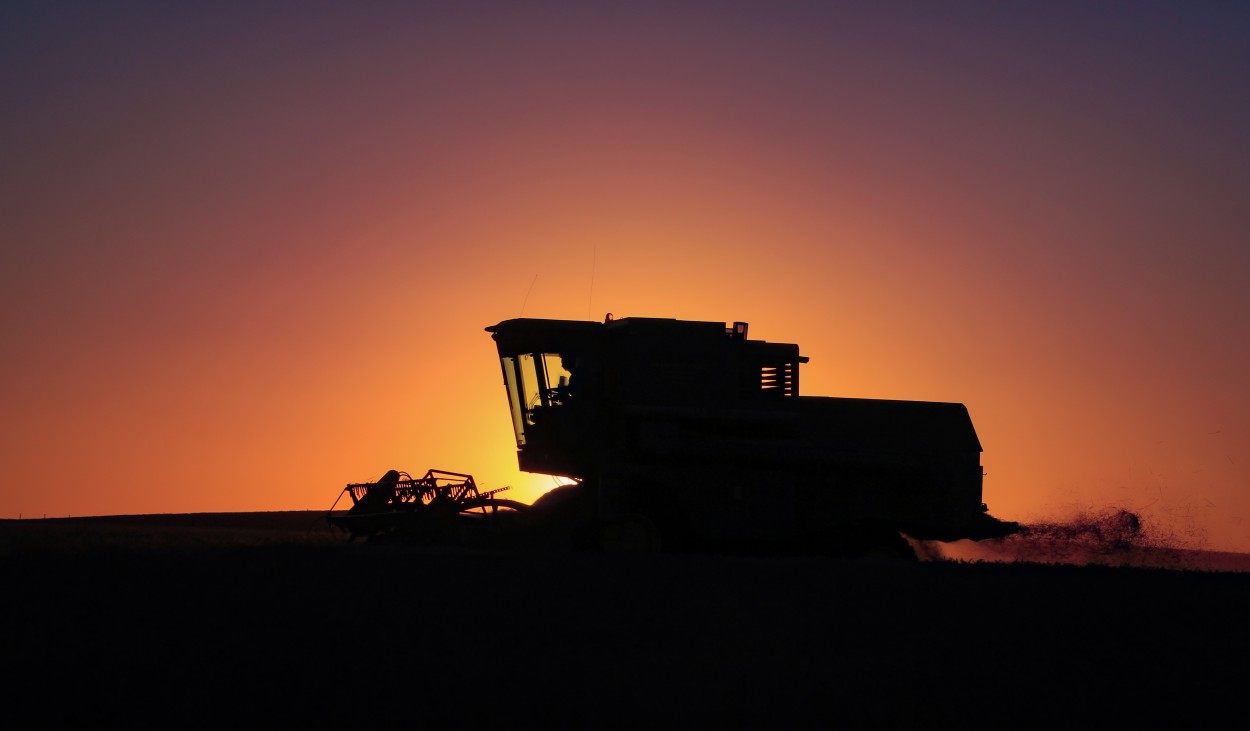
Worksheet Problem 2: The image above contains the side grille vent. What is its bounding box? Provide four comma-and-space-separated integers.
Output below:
760, 361, 797, 398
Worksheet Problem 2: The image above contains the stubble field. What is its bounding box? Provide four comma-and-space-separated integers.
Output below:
2, 511, 1247, 728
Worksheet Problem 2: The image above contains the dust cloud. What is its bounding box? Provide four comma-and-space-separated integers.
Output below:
920, 507, 1250, 572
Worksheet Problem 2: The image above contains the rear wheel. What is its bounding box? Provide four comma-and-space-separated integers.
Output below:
823, 525, 918, 561
862, 530, 918, 561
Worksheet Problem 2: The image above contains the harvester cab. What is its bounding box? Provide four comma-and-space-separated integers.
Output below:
486, 315, 1018, 555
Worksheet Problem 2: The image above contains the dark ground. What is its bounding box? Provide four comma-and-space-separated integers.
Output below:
2, 512, 1248, 728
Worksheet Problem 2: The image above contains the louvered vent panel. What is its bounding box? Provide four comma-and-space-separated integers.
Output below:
759, 362, 797, 397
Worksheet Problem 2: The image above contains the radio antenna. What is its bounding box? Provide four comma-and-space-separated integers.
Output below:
520, 274, 538, 317
587, 244, 597, 320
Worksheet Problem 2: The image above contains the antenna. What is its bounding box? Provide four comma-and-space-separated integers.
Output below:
587, 244, 597, 320
520, 274, 538, 317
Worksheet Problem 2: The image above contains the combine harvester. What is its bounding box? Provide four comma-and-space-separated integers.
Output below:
330, 315, 1018, 557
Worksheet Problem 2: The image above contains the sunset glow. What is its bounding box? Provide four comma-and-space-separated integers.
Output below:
3, 3, 1248, 552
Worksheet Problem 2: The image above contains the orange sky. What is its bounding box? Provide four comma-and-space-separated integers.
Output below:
3, 2, 1248, 552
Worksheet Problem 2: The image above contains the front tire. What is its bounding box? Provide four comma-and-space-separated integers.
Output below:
601, 513, 661, 554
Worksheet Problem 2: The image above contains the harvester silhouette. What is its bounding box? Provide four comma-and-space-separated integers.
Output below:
329, 316, 1018, 557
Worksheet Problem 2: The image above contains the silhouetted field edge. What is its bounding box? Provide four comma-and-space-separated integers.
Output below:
3, 510, 1248, 573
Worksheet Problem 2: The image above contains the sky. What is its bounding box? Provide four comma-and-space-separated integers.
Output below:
3, 1, 1248, 552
